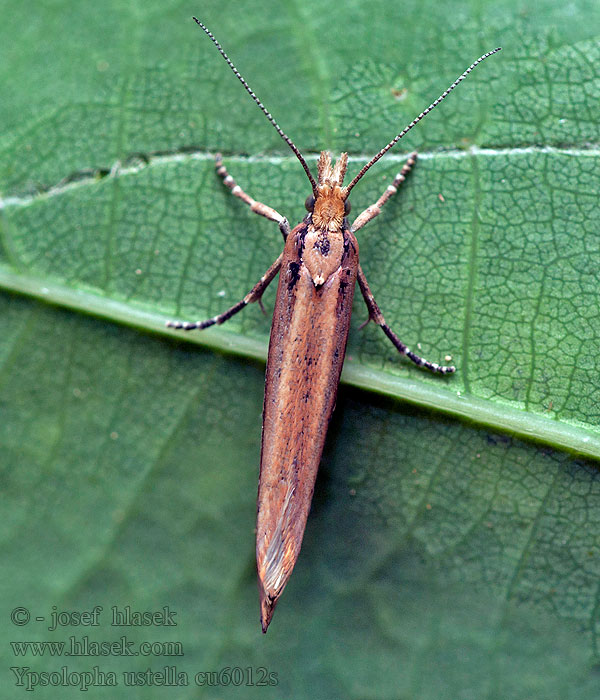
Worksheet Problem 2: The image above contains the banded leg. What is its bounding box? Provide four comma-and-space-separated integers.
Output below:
216, 154, 290, 240
351, 152, 417, 233
357, 265, 456, 374
166, 253, 283, 331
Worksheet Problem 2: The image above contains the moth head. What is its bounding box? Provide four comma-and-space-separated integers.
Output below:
307, 152, 351, 231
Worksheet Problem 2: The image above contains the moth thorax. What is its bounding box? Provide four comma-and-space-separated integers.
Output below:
304, 227, 344, 287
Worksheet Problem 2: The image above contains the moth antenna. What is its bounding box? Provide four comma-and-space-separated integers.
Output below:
345, 47, 502, 194
193, 18, 318, 194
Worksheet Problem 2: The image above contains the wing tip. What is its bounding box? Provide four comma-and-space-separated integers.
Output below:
259, 578, 279, 633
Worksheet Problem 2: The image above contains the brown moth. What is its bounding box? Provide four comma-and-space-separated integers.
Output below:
167, 18, 500, 632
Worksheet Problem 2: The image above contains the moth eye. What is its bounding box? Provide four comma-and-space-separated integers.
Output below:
344, 199, 351, 215
305, 195, 315, 212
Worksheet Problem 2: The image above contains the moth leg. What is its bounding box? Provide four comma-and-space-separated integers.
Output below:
216, 154, 290, 240
351, 152, 417, 233
166, 253, 283, 331
357, 265, 456, 375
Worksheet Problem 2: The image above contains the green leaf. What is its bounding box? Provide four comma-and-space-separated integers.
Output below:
1, 2, 600, 697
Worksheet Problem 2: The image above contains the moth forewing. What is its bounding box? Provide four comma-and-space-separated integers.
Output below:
257, 214, 359, 630
167, 19, 501, 632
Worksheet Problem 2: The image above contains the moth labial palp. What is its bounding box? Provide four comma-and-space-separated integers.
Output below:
165, 17, 501, 633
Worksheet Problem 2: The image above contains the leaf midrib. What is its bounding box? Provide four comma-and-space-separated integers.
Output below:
0, 265, 598, 461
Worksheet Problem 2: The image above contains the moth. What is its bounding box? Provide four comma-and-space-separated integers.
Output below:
167, 18, 500, 632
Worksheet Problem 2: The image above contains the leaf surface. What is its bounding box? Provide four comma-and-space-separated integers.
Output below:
1, 1, 599, 696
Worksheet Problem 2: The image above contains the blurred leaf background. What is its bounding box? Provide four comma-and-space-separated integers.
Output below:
1, 1, 600, 698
